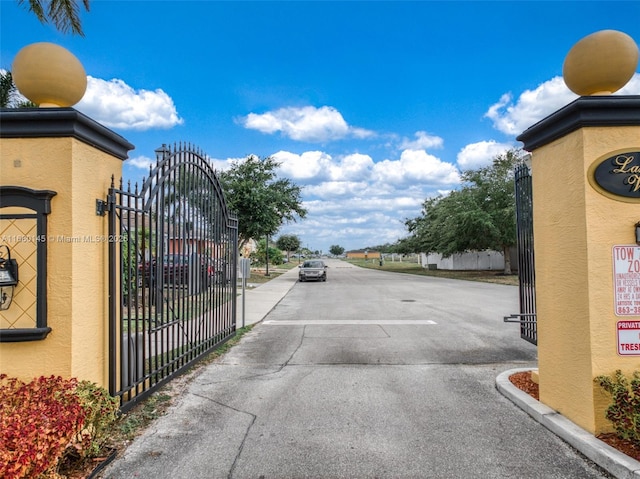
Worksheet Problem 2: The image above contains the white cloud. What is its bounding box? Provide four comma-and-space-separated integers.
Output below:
485, 77, 576, 135
400, 131, 444, 150
125, 155, 154, 170
372, 149, 460, 187
208, 157, 244, 173
334, 153, 375, 181
76, 76, 183, 131
265, 147, 458, 251
485, 73, 640, 136
456, 140, 515, 170
272, 150, 333, 180
619, 73, 640, 94
272, 151, 376, 183
240, 105, 375, 142
280, 202, 411, 252
304, 181, 372, 199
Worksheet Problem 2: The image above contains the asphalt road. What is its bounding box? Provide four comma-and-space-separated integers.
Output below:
102, 259, 613, 479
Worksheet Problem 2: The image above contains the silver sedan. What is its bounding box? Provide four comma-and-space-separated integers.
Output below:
298, 260, 327, 282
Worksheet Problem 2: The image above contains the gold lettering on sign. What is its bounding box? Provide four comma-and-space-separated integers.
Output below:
627, 175, 640, 192
593, 152, 640, 199
612, 155, 640, 174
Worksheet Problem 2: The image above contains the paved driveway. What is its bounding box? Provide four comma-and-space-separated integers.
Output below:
102, 260, 612, 478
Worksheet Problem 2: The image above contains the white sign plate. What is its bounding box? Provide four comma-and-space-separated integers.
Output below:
612, 245, 640, 316
617, 320, 640, 356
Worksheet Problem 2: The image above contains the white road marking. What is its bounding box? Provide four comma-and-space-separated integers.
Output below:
263, 319, 437, 325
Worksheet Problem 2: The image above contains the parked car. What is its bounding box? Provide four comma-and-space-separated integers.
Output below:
139, 254, 217, 286
298, 260, 327, 282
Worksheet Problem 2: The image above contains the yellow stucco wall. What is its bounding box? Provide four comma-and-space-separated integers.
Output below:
532, 125, 640, 434
0, 136, 123, 388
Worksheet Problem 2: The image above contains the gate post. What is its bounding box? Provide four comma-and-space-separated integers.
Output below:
516, 31, 640, 435
0, 106, 133, 388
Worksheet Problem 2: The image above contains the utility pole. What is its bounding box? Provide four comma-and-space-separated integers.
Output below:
265, 235, 270, 277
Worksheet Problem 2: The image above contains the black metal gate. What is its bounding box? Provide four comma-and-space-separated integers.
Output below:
504, 162, 537, 345
107, 143, 238, 410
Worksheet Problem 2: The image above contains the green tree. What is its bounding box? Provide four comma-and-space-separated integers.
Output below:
329, 245, 344, 256
17, 0, 90, 36
276, 234, 301, 261
251, 238, 284, 266
219, 155, 307, 251
393, 236, 421, 255
406, 149, 523, 274
0, 71, 36, 108
0, 71, 15, 108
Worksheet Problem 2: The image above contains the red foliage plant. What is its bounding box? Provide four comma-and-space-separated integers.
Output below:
0, 374, 87, 479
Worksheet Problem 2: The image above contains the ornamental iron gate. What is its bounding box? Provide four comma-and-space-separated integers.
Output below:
107, 143, 238, 410
504, 162, 537, 345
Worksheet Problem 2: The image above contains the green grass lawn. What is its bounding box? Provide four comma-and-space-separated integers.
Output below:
346, 258, 519, 286
247, 260, 297, 284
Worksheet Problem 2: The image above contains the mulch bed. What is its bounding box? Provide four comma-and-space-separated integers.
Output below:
57, 448, 117, 479
509, 371, 640, 462
509, 371, 539, 400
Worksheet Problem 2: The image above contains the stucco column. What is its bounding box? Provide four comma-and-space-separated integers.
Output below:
0, 108, 133, 388
517, 96, 640, 434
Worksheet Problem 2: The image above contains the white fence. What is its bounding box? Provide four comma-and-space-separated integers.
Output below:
420, 249, 517, 271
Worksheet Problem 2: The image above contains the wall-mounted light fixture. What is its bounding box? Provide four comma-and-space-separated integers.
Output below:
155, 144, 170, 163
635, 222, 640, 246
0, 245, 19, 311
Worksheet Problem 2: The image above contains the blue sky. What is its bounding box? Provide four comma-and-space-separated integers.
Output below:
2, 1, 639, 254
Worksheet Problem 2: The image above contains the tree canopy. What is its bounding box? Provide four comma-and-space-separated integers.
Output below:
251, 238, 284, 266
18, 0, 90, 36
329, 245, 344, 256
276, 234, 301, 261
218, 156, 307, 250
0, 71, 36, 108
405, 149, 523, 273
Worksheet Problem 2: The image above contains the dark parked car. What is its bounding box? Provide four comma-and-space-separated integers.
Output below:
139, 254, 217, 286
298, 260, 327, 282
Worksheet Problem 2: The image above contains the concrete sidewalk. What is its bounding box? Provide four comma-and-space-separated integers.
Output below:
235, 266, 299, 328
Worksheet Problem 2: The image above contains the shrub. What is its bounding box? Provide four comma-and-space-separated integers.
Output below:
72, 381, 120, 458
0, 375, 86, 479
595, 370, 640, 445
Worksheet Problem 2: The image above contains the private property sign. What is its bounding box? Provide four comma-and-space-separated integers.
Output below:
617, 321, 640, 356
613, 245, 640, 316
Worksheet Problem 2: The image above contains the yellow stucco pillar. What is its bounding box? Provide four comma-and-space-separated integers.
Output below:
0, 108, 133, 389
517, 96, 640, 434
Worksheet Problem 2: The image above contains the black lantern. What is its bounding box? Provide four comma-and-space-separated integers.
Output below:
0, 246, 18, 311
155, 144, 170, 163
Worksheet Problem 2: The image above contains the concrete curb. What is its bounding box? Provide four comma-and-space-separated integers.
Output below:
497, 368, 640, 479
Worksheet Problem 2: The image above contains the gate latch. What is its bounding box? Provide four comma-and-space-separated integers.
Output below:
503, 313, 537, 323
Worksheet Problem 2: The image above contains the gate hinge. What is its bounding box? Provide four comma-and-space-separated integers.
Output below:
96, 199, 108, 216
96, 194, 116, 216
